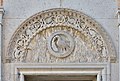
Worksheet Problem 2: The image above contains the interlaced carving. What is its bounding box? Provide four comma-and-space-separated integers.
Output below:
7, 8, 116, 63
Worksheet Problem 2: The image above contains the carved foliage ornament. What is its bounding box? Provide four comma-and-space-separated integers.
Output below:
7, 8, 116, 63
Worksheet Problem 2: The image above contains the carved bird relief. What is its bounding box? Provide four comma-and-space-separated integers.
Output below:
53, 35, 70, 53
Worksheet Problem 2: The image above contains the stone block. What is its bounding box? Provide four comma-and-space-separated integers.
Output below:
62, 0, 117, 19
3, 0, 60, 19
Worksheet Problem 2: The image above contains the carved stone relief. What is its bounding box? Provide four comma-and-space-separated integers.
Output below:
7, 8, 116, 63
48, 31, 75, 58
23, 26, 108, 63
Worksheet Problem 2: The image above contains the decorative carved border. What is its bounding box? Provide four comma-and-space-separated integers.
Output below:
7, 8, 116, 63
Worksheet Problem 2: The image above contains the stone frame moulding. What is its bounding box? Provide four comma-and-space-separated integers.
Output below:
11, 63, 110, 81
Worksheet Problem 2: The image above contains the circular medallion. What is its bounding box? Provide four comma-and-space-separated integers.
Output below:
48, 31, 75, 58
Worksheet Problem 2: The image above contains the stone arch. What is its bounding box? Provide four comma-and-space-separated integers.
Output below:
7, 8, 116, 63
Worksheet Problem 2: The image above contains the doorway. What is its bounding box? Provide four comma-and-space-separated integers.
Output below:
24, 75, 97, 81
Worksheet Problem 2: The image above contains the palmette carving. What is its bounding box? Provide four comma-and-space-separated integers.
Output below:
7, 8, 116, 63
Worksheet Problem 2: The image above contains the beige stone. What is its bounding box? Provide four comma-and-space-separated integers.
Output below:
1, 0, 119, 81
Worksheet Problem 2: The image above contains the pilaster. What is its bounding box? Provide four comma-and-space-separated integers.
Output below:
117, 9, 120, 81
0, 7, 4, 81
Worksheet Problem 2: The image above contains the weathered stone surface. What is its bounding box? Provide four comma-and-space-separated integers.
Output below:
111, 63, 119, 81
2, 64, 11, 81
117, 0, 120, 8
6, 9, 116, 63
2, 0, 119, 81
58, 0, 117, 19
3, 0, 61, 19
3, 0, 118, 61
96, 19, 118, 57
3, 19, 26, 56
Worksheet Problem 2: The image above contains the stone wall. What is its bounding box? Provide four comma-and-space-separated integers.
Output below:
117, 0, 120, 8
2, 0, 119, 81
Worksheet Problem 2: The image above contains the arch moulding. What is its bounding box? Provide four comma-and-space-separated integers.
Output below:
7, 8, 116, 63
